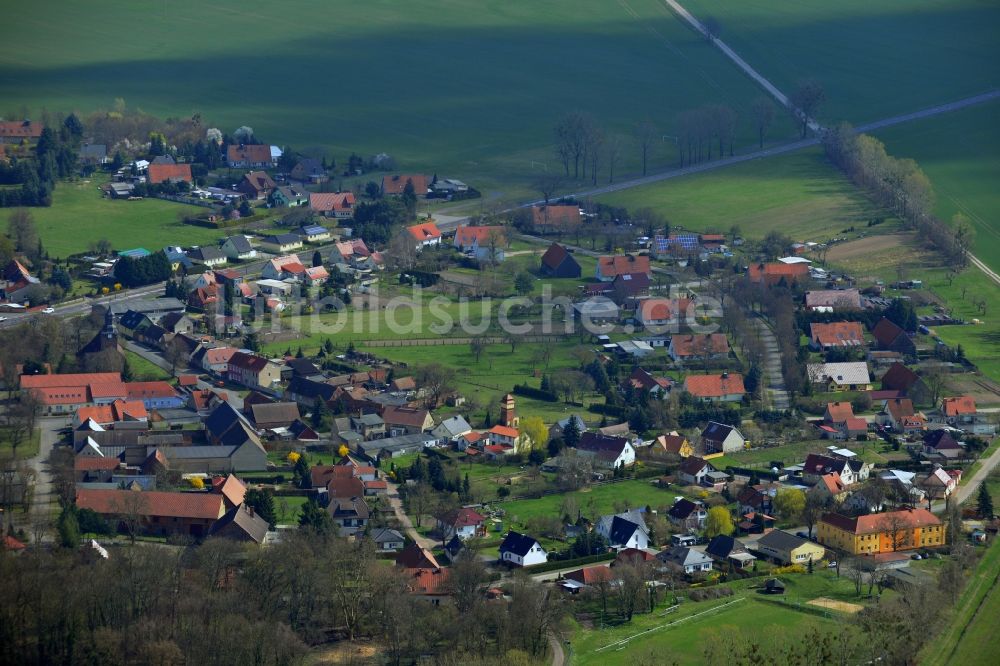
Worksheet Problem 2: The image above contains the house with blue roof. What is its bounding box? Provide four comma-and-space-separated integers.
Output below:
297, 225, 331, 244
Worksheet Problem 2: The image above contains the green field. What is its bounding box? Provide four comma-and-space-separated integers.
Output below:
921, 539, 1000, 666
0, 0, 798, 197
681, 0, 1000, 125
875, 100, 1000, 273
123, 349, 172, 382
500, 479, 686, 527
569, 572, 863, 665
598, 147, 886, 240
24, 177, 217, 257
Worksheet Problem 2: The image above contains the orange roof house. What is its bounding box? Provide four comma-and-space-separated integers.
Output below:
382, 174, 429, 196
824, 401, 855, 424
682, 373, 745, 402
0, 120, 43, 142
147, 163, 193, 184
596, 255, 651, 281
530, 205, 581, 232
810, 322, 865, 350
747, 262, 809, 286
454, 225, 506, 250
74, 399, 148, 426
226, 144, 272, 167
309, 191, 355, 218
817, 508, 945, 554
406, 221, 442, 247
941, 396, 976, 417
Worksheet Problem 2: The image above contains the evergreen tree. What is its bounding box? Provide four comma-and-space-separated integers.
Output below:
122, 357, 134, 382
978, 483, 994, 518
401, 179, 418, 219
462, 473, 471, 501
245, 488, 277, 528
292, 454, 311, 489
296, 346, 305, 358
298, 497, 331, 535
312, 250, 323, 267
57, 506, 80, 549
562, 416, 581, 448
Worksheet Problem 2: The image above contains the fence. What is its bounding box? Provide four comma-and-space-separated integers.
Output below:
358, 335, 567, 347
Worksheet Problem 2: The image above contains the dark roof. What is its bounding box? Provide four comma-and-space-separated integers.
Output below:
612, 271, 651, 296
705, 534, 746, 559
924, 429, 961, 450
395, 542, 440, 569
119, 310, 153, 331
160, 311, 189, 332
881, 362, 919, 392
329, 496, 370, 520
667, 498, 702, 520
287, 376, 336, 401
370, 527, 404, 544
264, 233, 301, 245
500, 531, 540, 557
678, 456, 711, 476
222, 235, 253, 253
444, 534, 465, 556
286, 357, 320, 377
204, 401, 244, 438
872, 317, 907, 345
209, 504, 269, 543
577, 432, 629, 460
701, 421, 737, 442
190, 246, 226, 262
756, 530, 808, 552
541, 242, 572, 270
803, 453, 848, 476
608, 516, 643, 547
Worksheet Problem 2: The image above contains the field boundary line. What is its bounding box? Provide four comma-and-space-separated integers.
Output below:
594, 596, 745, 652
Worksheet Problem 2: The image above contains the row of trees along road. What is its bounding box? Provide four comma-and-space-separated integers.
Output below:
550, 80, 825, 182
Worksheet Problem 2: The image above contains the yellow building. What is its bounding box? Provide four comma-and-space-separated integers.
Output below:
817, 509, 945, 555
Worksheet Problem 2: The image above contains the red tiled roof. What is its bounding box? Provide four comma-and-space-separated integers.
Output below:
229, 351, 271, 373
125, 381, 178, 401
74, 456, 121, 472
382, 406, 431, 428
406, 221, 442, 242
227, 144, 271, 164
32, 386, 88, 406
309, 191, 355, 213
215, 475, 246, 507
488, 425, 519, 438
820, 508, 941, 535
76, 489, 225, 520
76, 399, 148, 424
178, 375, 199, 386
440, 507, 484, 528
886, 398, 915, 422
811, 322, 865, 347
531, 205, 580, 228
844, 417, 868, 432
670, 334, 729, 357
382, 174, 429, 196
747, 262, 808, 284
565, 565, 614, 585
87, 381, 128, 400
455, 225, 505, 248
0, 120, 43, 140
872, 318, 906, 347
20, 372, 121, 389
942, 396, 976, 417
201, 347, 237, 365
825, 401, 855, 423
820, 472, 846, 495
598, 255, 650, 279
2, 535, 27, 551
683, 373, 745, 398
405, 567, 450, 595
147, 163, 192, 184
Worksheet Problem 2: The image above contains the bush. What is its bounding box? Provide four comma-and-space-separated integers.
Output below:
689, 586, 734, 602
188, 477, 205, 489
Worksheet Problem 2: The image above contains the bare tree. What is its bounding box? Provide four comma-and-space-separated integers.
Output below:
615, 561, 648, 621
751, 97, 775, 149
789, 79, 826, 138
606, 136, 622, 184
113, 491, 149, 544
634, 120, 657, 176
879, 513, 911, 552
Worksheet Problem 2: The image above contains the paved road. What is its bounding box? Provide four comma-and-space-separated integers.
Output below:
384, 479, 439, 551
748, 315, 791, 410
124, 340, 244, 410
950, 443, 1000, 509
22, 416, 68, 538
968, 252, 1000, 288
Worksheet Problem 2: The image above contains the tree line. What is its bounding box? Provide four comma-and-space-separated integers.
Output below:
0, 114, 83, 207
823, 123, 974, 267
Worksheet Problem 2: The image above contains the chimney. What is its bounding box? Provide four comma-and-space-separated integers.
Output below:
246, 505, 254, 517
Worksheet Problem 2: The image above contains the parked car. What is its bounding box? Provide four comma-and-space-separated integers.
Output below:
41, 307, 55, 314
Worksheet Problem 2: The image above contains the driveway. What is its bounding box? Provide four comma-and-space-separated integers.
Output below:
384, 480, 439, 551
22, 416, 69, 536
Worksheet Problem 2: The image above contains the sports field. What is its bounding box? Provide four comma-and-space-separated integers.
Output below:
0, 0, 797, 196
680, 0, 1000, 124
24, 177, 217, 258
597, 147, 886, 240
875, 99, 1000, 273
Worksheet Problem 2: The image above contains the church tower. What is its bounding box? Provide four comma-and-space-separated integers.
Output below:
499, 393, 519, 428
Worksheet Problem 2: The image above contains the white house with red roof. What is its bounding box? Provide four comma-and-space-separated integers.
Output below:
682, 373, 746, 403
309, 191, 356, 219
596, 255, 651, 282
406, 221, 442, 249
436, 507, 486, 541
262, 254, 307, 281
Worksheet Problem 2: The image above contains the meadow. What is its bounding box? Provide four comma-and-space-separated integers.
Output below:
598, 147, 887, 240
568, 571, 864, 665
681, 0, 1000, 125
25, 177, 218, 257
875, 99, 1000, 273
0, 0, 798, 198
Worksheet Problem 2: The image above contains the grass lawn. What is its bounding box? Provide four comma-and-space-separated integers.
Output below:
570, 586, 843, 665
0, 427, 40, 460
920, 538, 1000, 666
875, 99, 1000, 273
26, 177, 217, 257
680, 0, 1000, 126
124, 350, 172, 382
499, 478, 687, 528
0, 0, 798, 200
713, 438, 891, 470
597, 147, 888, 241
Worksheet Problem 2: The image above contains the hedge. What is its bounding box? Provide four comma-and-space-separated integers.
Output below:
526, 552, 615, 573
513, 384, 558, 403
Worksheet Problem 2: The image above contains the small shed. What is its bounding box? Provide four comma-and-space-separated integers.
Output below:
764, 578, 785, 595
